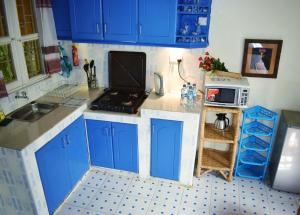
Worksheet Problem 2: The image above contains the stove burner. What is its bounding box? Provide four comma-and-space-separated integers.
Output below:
110, 91, 119, 95
129, 93, 139, 98
122, 100, 133, 106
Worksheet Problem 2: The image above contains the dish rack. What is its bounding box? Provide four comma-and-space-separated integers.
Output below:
235, 105, 278, 180
47, 83, 80, 98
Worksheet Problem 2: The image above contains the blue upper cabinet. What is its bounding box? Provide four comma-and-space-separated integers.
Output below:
69, 0, 103, 41
86, 120, 114, 168
36, 116, 89, 214
52, 0, 72, 40
112, 122, 138, 172
138, 0, 177, 44
151, 119, 183, 181
103, 0, 138, 42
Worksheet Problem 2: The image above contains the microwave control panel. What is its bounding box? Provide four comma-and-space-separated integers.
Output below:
240, 88, 250, 106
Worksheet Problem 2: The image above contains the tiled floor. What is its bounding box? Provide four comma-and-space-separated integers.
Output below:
55, 168, 300, 215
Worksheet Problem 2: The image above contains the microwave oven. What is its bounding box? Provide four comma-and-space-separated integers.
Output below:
204, 76, 250, 108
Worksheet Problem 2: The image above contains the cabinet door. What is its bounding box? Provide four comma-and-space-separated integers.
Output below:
102, 0, 137, 42
151, 119, 183, 180
69, 0, 103, 41
65, 116, 89, 188
86, 120, 114, 168
52, 0, 72, 40
36, 133, 70, 214
112, 122, 138, 172
138, 0, 176, 44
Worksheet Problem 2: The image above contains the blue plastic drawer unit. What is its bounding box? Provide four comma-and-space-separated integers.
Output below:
151, 118, 183, 181
86, 119, 138, 173
235, 106, 278, 180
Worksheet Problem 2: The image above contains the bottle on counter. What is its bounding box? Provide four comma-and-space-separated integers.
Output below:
181, 84, 187, 105
187, 86, 194, 104
192, 83, 197, 101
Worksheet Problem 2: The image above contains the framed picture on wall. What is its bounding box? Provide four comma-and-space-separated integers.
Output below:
241, 39, 283, 78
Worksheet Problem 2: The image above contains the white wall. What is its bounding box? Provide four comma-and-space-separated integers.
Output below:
1, 0, 299, 115
208, 0, 300, 112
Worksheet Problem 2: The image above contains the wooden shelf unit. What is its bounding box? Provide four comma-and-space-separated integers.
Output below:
196, 106, 242, 182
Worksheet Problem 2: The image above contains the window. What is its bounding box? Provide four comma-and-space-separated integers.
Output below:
0, 0, 44, 92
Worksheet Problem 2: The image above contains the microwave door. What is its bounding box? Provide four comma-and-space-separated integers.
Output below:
205, 87, 237, 106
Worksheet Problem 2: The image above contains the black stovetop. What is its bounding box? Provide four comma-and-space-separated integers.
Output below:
90, 89, 148, 114
90, 51, 147, 114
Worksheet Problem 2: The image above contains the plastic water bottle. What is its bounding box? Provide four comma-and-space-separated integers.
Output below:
181, 84, 187, 105
192, 83, 197, 101
187, 86, 194, 104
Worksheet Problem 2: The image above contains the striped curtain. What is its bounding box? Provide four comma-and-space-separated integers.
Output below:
0, 71, 8, 98
35, 0, 61, 74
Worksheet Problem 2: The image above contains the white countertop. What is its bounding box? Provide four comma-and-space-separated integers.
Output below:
141, 92, 202, 115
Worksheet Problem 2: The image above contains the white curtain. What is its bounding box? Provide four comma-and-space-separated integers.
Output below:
35, 0, 61, 74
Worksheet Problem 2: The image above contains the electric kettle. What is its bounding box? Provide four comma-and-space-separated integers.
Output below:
154, 72, 164, 96
214, 113, 230, 130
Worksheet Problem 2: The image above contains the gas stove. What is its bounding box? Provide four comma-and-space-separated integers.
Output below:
90, 89, 148, 114
90, 51, 147, 114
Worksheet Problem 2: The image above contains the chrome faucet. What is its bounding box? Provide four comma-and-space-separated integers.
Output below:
15, 91, 29, 99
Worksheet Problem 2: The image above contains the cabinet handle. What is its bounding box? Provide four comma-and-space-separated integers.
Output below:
139, 24, 142, 35
104, 127, 109, 136
104, 23, 107, 33
66, 135, 70, 145
62, 137, 66, 148
96, 23, 99, 33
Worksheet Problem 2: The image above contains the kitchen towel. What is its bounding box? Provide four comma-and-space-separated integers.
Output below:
35, 0, 61, 74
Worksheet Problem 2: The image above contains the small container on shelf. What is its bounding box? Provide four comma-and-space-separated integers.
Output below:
243, 121, 273, 136
239, 150, 267, 166
241, 135, 269, 151
236, 164, 264, 180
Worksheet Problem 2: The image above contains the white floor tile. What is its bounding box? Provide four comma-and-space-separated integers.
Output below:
269, 200, 298, 215
82, 170, 108, 189
85, 190, 123, 214
126, 177, 157, 199
116, 194, 150, 215
55, 204, 84, 215
66, 185, 98, 208
55, 169, 299, 215
100, 173, 133, 193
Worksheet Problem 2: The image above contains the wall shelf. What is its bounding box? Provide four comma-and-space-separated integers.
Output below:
196, 106, 242, 182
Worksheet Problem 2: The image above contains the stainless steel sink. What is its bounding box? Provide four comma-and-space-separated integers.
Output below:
10, 101, 59, 122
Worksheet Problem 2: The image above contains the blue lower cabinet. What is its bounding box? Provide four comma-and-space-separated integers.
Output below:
151, 118, 183, 181
112, 122, 138, 172
86, 120, 114, 168
86, 120, 138, 173
36, 116, 89, 214
65, 117, 89, 187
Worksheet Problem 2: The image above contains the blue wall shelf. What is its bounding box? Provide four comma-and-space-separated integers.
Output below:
235, 105, 278, 180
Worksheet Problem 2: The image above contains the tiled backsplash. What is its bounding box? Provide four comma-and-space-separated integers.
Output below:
0, 41, 206, 115
62, 41, 206, 93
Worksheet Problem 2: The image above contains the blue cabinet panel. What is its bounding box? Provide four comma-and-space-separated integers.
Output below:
65, 116, 89, 188
36, 133, 70, 215
36, 116, 89, 214
103, 0, 137, 42
139, 0, 176, 44
52, 0, 72, 40
86, 120, 114, 168
112, 122, 138, 172
151, 119, 183, 181
69, 0, 103, 41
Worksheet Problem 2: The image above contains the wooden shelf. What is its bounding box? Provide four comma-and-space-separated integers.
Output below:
196, 105, 242, 182
201, 148, 231, 171
204, 123, 234, 143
